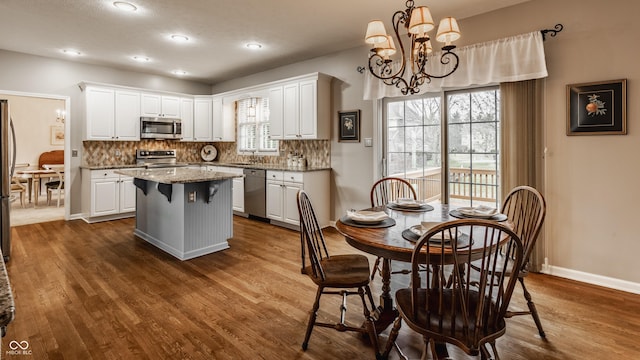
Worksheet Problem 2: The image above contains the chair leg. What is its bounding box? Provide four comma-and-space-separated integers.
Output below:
359, 285, 380, 357
371, 256, 382, 280
519, 277, 546, 338
381, 316, 402, 358
302, 286, 323, 350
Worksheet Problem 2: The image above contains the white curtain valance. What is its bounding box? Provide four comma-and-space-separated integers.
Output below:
364, 31, 548, 100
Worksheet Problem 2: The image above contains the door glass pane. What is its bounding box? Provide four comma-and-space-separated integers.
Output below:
447, 89, 500, 208
384, 88, 498, 207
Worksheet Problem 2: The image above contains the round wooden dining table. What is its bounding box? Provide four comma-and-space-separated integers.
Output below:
334, 203, 508, 333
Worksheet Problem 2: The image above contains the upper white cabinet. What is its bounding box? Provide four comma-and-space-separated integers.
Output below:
141, 93, 180, 118
179, 97, 195, 141
268, 73, 331, 140
84, 85, 140, 141
193, 97, 213, 141
268, 87, 283, 139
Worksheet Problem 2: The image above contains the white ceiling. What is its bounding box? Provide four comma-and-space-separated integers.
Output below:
0, 0, 530, 85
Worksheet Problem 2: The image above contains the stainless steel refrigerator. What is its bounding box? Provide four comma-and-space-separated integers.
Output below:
1, 99, 16, 262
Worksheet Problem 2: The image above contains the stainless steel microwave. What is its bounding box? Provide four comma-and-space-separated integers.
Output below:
140, 117, 182, 140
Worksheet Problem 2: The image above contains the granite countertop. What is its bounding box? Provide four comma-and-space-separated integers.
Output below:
196, 162, 331, 172
82, 162, 331, 172
115, 167, 243, 184
0, 250, 15, 333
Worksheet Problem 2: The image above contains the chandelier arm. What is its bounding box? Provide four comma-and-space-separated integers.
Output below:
420, 50, 460, 80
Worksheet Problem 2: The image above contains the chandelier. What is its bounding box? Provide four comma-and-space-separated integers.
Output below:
365, 0, 461, 95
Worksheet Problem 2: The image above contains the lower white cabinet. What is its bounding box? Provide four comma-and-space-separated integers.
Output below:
266, 170, 330, 228
82, 168, 141, 222
206, 166, 244, 213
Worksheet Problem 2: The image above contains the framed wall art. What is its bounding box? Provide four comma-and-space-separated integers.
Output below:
50, 125, 65, 145
338, 110, 360, 142
566, 79, 627, 135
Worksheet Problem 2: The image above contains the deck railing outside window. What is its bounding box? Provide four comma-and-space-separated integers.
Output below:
394, 168, 498, 204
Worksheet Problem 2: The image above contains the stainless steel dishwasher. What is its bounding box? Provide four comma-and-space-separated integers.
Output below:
243, 168, 266, 218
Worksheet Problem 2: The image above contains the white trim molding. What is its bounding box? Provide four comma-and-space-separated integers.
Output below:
543, 265, 640, 295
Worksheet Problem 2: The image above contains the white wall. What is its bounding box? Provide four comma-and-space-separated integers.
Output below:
0, 49, 211, 215
212, 0, 640, 291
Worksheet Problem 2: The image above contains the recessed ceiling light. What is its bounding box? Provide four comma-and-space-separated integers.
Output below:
113, 1, 137, 12
170, 34, 190, 43
172, 70, 188, 76
245, 43, 263, 50
62, 49, 82, 56
132, 56, 150, 62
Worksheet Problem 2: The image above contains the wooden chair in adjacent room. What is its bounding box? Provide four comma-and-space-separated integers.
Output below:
484, 185, 548, 338
382, 219, 524, 359
369, 177, 417, 280
10, 178, 26, 207
296, 190, 380, 357
43, 164, 64, 207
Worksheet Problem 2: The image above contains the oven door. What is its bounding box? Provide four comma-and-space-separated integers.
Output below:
140, 117, 182, 139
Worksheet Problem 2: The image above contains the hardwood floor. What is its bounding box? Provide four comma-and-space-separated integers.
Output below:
4, 216, 640, 359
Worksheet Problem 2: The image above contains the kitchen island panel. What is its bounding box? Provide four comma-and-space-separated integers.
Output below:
133, 180, 232, 260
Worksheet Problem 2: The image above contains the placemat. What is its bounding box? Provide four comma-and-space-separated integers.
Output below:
449, 209, 508, 222
386, 203, 434, 212
401, 228, 472, 249
340, 216, 396, 228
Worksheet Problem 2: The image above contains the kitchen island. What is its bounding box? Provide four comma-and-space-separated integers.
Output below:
115, 167, 243, 260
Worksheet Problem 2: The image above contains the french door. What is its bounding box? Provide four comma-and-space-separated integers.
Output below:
383, 87, 500, 207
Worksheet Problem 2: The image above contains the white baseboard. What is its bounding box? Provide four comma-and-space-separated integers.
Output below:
542, 265, 640, 295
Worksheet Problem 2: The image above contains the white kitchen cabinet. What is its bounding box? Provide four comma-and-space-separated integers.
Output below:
206, 166, 244, 212
180, 97, 195, 141
81, 169, 141, 222
84, 86, 140, 141
267, 86, 283, 139
266, 169, 330, 228
193, 97, 213, 141
211, 96, 235, 142
268, 73, 330, 140
114, 90, 141, 140
141, 93, 180, 118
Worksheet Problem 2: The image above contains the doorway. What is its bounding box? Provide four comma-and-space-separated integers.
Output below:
1, 91, 69, 225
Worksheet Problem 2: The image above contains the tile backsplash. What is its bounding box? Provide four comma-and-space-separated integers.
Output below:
83, 139, 330, 168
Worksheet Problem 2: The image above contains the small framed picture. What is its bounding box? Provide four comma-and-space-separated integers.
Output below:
50, 126, 65, 145
338, 110, 360, 142
566, 79, 627, 135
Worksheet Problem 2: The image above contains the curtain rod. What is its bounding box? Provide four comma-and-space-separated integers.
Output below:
541, 24, 563, 41
357, 23, 565, 74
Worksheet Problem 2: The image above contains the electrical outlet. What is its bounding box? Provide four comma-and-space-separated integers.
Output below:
71, 149, 78, 157
188, 191, 196, 203
115, 149, 121, 156
364, 138, 373, 147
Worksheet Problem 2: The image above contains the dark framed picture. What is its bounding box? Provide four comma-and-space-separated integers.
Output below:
567, 79, 627, 135
338, 110, 360, 142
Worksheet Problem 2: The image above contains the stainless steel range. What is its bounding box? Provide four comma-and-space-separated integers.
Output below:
136, 149, 190, 168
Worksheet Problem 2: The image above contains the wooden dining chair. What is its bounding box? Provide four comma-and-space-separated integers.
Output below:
370, 177, 417, 208
296, 190, 380, 356
44, 165, 64, 207
382, 219, 524, 359
10, 178, 27, 207
370, 177, 417, 280
493, 185, 547, 338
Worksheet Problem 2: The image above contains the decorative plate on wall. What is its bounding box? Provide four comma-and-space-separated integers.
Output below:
200, 144, 217, 162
